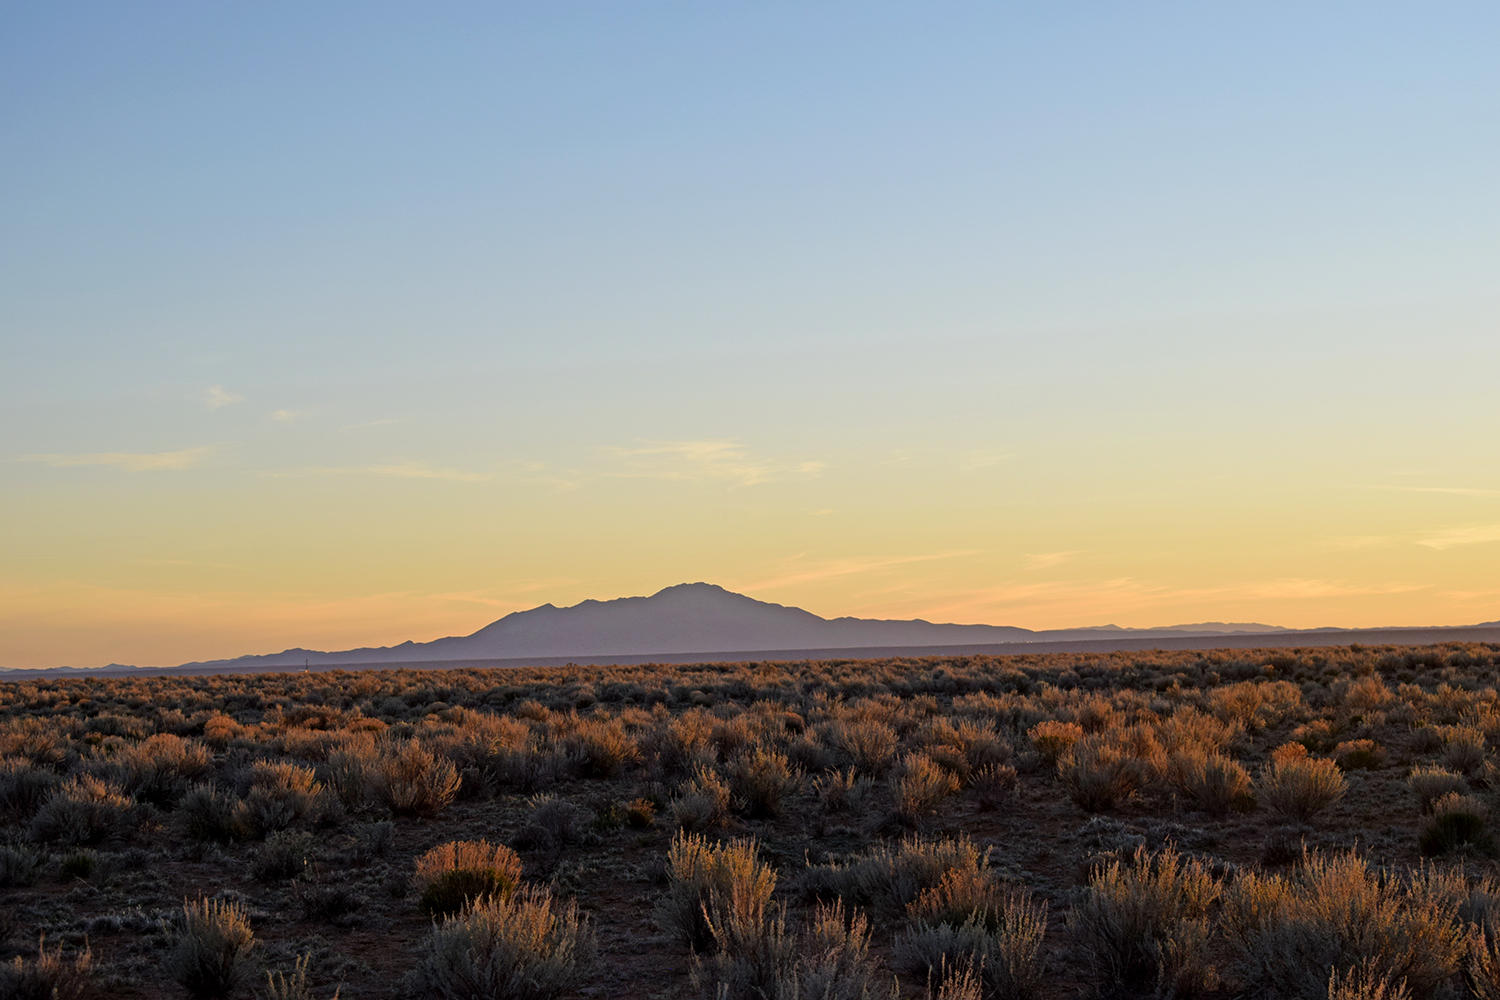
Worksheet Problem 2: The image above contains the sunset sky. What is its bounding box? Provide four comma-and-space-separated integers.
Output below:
4, 5, 1499, 667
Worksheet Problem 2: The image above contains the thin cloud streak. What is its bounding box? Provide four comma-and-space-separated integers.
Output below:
1418, 524, 1500, 550
605, 439, 824, 488
264, 462, 491, 482
737, 550, 982, 592
202, 385, 243, 409
21, 446, 215, 471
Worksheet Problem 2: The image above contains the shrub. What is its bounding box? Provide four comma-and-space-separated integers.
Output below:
970, 763, 1018, 810
1418, 793, 1493, 857
30, 775, 134, 846
262, 953, 337, 1000
413, 839, 523, 918
1169, 749, 1254, 816
830, 719, 900, 776
670, 766, 731, 832
623, 798, 655, 828
656, 832, 776, 952
170, 897, 255, 999
0, 936, 94, 1000
802, 835, 990, 919
1258, 753, 1347, 823
726, 749, 802, 819
176, 783, 237, 843
0, 757, 60, 821
406, 885, 592, 1000
252, 830, 317, 881
1407, 766, 1467, 813
115, 733, 212, 806
893, 754, 962, 825
813, 769, 873, 815
1057, 737, 1141, 813
565, 717, 639, 778
1469, 924, 1500, 1000
1327, 963, 1412, 1000
1223, 850, 1467, 1000
1333, 739, 1385, 771
791, 900, 895, 1000
233, 762, 326, 838
517, 795, 594, 850
0, 843, 42, 888
1027, 720, 1083, 763
1069, 845, 1221, 996
897, 882, 1048, 1000
373, 739, 460, 818
1440, 726, 1488, 776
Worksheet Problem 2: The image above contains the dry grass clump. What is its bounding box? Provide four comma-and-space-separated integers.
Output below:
407, 885, 592, 1000
656, 832, 777, 953
1223, 850, 1467, 1000
813, 768, 874, 816
1440, 726, 1489, 776
1257, 745, 1347, 823
1, 936, 94, 1000
413, 839, 524, 917
1069, 845, 1221, 996
170, 896, 256, 999
30, 774, 134, 846
262, 953, 339, 1000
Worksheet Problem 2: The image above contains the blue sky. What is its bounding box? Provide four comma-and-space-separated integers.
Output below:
4, 4, 1499, 665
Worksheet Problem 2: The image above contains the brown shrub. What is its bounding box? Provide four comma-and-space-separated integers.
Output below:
413, 839, 524, 917
1258, 753, 1347, 823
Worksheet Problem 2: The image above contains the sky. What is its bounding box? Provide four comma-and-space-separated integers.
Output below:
3, 3, 1499, 667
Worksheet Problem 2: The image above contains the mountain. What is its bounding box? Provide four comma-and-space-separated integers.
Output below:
157, 582, 1300, 671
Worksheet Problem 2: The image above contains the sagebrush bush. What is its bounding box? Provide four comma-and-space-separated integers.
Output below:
1440, 726, 1488, 776
656, 832, 776, 952
0, 757, 60, 821
1169, 748, 1254, 816
176, 783, 237, 843
813, 769, 873, 815
671, 766, 731, 832
1069, 845, 1221, 996
1418, 793, 1492, 857
252, 829, 317, 881
726, 748, 802, 818
1057, 737, 1141, 812
970, 763, 1018, 810
262, 953, 337, 1000
1332, 739, 1385, 771
517, 794, 594, 850
898, 881, 1048, 1000
170, 897, 256, 999
0, 843, 42, 888
893, 753, 962, 825
115, 733, 213, 806
30, 775, 134, 846
830, 718, 900, 775
1407, 766, 1467, 813
413, 839, 524, 918
233, 761, 327, 838
1027, 720, 1083, 763
407, 885, 592, 1000
802, 835, 990, 919
1223, 849, 1467, 1000
1258, 751, 1347, 823
1326, 963, 1412, 1000
0, 936, 94, 1000
373, 739, 460, 817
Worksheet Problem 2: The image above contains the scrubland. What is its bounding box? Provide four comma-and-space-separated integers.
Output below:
4, 643, 1500, 999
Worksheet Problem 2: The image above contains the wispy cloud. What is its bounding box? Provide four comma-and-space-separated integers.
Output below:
269, 409, 303, 424
339, 417, 402, 432
737, 550, 981, 591
1369, 484, 1500, 498
1024, 550, 1080, 570
606, 439, 823, 488
265, 462, 490, 482
202, 385, 243, 409
21, 446, 215, 472
1418, 524, 1500, 551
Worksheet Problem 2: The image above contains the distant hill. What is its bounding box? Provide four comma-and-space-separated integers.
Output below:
6, 583, 1497, 677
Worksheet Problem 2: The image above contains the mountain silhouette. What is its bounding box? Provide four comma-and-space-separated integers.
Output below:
164, 582, 1298, 671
